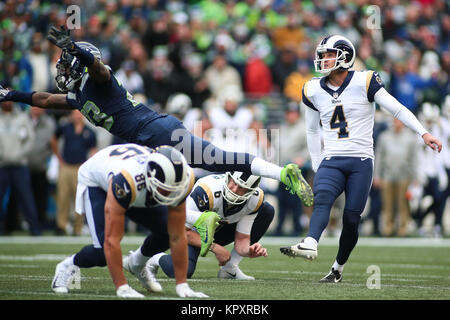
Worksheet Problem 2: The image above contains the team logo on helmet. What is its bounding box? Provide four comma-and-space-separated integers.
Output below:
145, 145, 191, 206
314, 35, 355, 76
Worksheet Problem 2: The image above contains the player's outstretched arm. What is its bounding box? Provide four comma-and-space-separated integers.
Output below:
0, 85, 72, 110
168, 202, 208, 298
167, 202, 189, 286
47, 25, 110, 84
104, 182, 128, 290
374, 88, 442, 152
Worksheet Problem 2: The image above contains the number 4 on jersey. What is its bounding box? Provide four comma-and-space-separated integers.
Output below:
330, 104, 349, 138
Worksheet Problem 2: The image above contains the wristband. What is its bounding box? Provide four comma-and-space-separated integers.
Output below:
6, 90, 35, 105
72, 43, 95, 66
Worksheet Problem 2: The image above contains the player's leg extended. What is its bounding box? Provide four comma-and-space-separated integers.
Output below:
322, 158, 373, 283
169, 126, 313, 206
52, 187, 107, 293
280, 159, 346, 260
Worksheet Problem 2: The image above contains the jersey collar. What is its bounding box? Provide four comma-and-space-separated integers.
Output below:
320, 71, 354, 98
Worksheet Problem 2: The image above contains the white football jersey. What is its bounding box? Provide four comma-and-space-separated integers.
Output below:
186, 174, 264, 235
302, 70, 384, 159
75, 143, 194, 214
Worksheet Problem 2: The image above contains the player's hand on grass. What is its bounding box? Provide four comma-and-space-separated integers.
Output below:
176, 283, 208, 298
116, 284, 145, 298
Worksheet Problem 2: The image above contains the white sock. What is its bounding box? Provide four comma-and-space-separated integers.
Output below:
63, 255, 75, 266
250, 157, 282, 181
303, 236, 318, 250
130, 246, 150, 267
149, 252, 167, 267
332, 261, 344, 273
224, 249, 243, 269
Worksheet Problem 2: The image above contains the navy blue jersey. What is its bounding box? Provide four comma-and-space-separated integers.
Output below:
55, 122, 96, 164
66, 68, 165, 142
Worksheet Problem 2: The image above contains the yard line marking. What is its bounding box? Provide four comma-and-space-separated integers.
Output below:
1, 236, 450, 247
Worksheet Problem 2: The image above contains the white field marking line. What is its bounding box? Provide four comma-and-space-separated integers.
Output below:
0, 254, 69, 261
249, 269, 450, 279
0, 274, 110, 281
1, 236, 450, 247
0, 264, 40, 268
0, 289, 184, 300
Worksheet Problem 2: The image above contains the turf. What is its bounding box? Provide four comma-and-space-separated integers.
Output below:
0, 236, 449, 301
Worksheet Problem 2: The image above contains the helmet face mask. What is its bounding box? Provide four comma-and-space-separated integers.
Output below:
223, 172, 261, 205
145, 146, 190, 206
55, 50, 85, 92
54, 42, 102, 93
314, 35, 355, 76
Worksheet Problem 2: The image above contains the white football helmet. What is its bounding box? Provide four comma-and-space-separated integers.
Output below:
223, 172, 261, 205
314, 35, 355, 75
166, 93, 192, 117
145, 145, 191, 206
420, 102, 440, 123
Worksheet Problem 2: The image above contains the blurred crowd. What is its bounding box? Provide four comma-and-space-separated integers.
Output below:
0, 0, 449, 238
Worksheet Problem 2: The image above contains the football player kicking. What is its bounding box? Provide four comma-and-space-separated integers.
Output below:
0, 25, 313, 211
51, 144, 208, 298
125, 171, 272, 285
280, 35, 442, 283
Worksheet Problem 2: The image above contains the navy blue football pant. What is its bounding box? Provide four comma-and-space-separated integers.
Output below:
73, 187, 170, 268
136, 115, 255, 174
158, 201, 275, 278
0, 166, 41, 235
415, 176, 446, 228
308, 157, 373, 265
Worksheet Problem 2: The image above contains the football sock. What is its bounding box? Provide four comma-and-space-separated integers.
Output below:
250, 157, 282, 181
130, 246, 150, 267
303, 236, 318, 250
149, 252, 166, 267
63, 255, 75, 267
332, 260, 344, 273
225, 249, 243, 268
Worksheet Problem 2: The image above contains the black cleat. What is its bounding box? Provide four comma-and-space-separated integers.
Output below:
319, 268, 342, 283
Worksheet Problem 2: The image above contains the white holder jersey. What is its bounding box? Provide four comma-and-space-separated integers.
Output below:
186, 174, 264, 235
302, 70, 384, 159
75, 143, 194, 214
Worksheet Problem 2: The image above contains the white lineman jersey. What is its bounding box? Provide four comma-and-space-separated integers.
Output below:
186, 174, 264, 235
302, 70, 384, 159
75, 143, 194, 214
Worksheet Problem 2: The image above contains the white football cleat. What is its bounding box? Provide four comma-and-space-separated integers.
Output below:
123, 252, 162, 293
280, 239, 318, 260
218, 265, 255, 280
51, 259, 79, 294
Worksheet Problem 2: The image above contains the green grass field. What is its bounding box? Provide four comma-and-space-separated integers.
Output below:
0, 236, 449, 301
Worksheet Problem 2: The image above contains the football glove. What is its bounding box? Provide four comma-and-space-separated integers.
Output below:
175, 283, 208, 298
47, 25, 76, 53
116, 284, 145, 298
0, 85, 11, 102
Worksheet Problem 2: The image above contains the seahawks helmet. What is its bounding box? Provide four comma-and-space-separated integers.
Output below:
223, 172, 261, 205
55, 41, 101, 92
314, 35, 355, 75
145, 145, 191, 206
